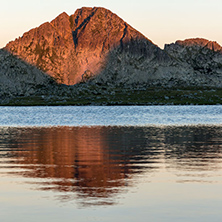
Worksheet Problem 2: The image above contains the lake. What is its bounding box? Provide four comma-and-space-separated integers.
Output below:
0, 106, 222, 222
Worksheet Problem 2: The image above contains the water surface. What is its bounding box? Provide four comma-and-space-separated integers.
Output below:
1, 106, 222, 221
0, 105, 221, 126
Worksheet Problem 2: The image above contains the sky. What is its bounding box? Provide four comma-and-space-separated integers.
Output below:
1, 0, 222, 49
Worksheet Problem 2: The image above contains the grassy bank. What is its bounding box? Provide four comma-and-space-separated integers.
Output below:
2, 87, 222, 106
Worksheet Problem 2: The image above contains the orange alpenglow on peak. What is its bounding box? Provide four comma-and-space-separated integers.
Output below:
5, 7, 158, 85
175, 38, 222, 52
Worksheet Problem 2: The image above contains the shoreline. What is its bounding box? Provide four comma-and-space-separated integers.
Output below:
1, 88, 222, 106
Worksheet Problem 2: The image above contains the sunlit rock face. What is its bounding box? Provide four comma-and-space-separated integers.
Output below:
5, 12, 76, 85
170, 38, 222, 51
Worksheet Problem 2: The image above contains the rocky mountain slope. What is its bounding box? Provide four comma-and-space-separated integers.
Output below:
2, 7, 222, 94
5, 7, 173, 86
164, 38, 222, 87
85, 37, 222, 88
0, 49, 56, 99
5, 12, 76, 85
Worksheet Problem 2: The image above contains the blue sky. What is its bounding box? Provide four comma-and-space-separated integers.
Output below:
1, 0, 222, 48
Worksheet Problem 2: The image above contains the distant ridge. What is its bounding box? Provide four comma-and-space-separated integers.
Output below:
175, 38, 222, 52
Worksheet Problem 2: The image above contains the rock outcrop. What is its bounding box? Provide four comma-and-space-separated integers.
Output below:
165, 38, 222, 87
0, 49, 59, 99
89, 37, 222, 88
171, 38, 222, 52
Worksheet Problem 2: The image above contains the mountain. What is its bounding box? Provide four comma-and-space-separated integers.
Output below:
3, 7, 222, 90
4, 7, 173, 86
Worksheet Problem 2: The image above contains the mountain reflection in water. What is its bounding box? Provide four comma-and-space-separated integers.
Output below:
0, 125, 222, 206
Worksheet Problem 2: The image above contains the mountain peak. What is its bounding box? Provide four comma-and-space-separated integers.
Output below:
55, 11, 69, 19
176, 38, 222, 51
5, 7, 158, 85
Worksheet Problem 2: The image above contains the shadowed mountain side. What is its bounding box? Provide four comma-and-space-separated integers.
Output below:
164, 38, 222, 87
88, 37, 222, 87
0, 49, 88, 104
0, 49, 60, 99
